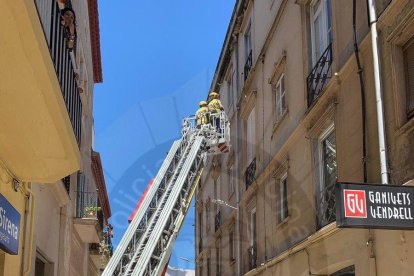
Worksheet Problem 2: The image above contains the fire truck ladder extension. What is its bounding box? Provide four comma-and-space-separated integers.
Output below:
125, 135, 204, 276
103, 111, 230, 276
103, 139, 183, 275
132, 136, 204, 276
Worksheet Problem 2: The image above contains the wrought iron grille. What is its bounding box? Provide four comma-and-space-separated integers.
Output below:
245, 158, 256, 190
35, 0, 82, 145
62, 175, 70, 195
307, 43, 333, 107
215, 211, 221, 232
75, 190, 98, 218
316, 182, 336, 229
248, 245, 257, 271
244, 50, 253, 81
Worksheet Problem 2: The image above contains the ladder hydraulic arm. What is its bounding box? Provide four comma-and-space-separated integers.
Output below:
103, 112, 230, 276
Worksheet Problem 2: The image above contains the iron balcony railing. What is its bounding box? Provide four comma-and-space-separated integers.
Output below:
248, 245, 257, 271
245, 158, 256, 190
316, 182, 336, 229
215, 211, 221, 232
244, 50, 253, 81
75, 190, 98, 219
307, 43, 333, 107
35, 0, 82, 145
62, 175, 70, 196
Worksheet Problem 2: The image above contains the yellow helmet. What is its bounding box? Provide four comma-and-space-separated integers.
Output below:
199, 101, 207, 107
209, 92, 219, 98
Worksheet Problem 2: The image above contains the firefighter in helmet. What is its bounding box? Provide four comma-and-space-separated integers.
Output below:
208, 92, 223, 132
196, 101, 209, 128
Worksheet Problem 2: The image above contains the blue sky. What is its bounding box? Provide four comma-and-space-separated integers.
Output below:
93, 0, 236, 269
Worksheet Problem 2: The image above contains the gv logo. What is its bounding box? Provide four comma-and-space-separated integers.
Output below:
344, 190, 367, 218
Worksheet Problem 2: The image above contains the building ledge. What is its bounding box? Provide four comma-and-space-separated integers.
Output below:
73, 217, 100, 244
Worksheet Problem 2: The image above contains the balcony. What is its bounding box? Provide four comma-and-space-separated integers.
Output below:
73, 190, 100, 243
307, 43, 333, 107
36, 0, 82, 144
247, 245, 257, 271
89, 226, 113, 270
0, 0, 80, 183
215, 211, 221, 232
316, 182, 336, 230
244, 50, 253, 81
245, 158, 256, 190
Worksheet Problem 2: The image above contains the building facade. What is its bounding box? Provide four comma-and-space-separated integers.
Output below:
195, 0, 414, 275
0, 0, 110, 275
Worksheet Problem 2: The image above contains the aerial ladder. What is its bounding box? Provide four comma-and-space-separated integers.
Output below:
102, 112, 230, 276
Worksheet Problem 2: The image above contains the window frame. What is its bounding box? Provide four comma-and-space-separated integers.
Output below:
225, 64, 236, 113
244, 21, 252, 60
246, 108, 256, 165
318, 123, 337, 193
215, 240, 221, 276
310, 0, 332, 65
228, 165, 235, 199
249, 207, 257, 247
206, 200, 211, 233
274, 73, 287, 122
278, 172, 289, 223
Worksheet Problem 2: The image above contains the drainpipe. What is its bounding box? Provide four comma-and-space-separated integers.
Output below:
22, 183, 35, 276
367, 0, 390, 184
233, 33, 243, 276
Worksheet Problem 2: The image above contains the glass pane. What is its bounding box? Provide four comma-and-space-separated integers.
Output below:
314, 14, 324, 61
326, 0, 333, 43
281, 75, 286, 111
322, 130, 337, 188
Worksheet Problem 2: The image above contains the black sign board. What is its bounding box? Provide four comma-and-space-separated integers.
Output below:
336, 182, 414, 230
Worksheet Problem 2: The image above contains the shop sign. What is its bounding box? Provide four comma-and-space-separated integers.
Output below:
336, 182, 414, 230
0, 194, 20, 255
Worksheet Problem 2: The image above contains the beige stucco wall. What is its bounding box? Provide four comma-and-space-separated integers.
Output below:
196, 0, 414, 276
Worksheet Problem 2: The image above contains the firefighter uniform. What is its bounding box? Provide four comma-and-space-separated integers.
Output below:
196, 101, 209, 128
208, 92, 223, 132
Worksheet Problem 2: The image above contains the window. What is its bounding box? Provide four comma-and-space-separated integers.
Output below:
244, 21, 253, 80
249, 208, 256, 248
229, 230, 235, 262
244, 22, 252, 60
331, 265, 355, 276
246, 108, 256, 165
278, 173, 288, 223
226, 65, 236, 110
206, 202, 211, 233
248, 207, 257, 270
274, 74, 286, 121
35, 251, 53, 276
198, 211, 203, 253
317, 125, 337, 228
35, 258, 45, 276
228, 165, 235, 197
207, 257, 211, 276
215, 241, 221, 276
404, 37, 414, 118
310, 0, 332, 64
320, 126, 337, 190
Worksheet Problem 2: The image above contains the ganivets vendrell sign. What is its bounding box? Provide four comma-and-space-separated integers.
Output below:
0, 194, 20, 255
336, 182, 414, 230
